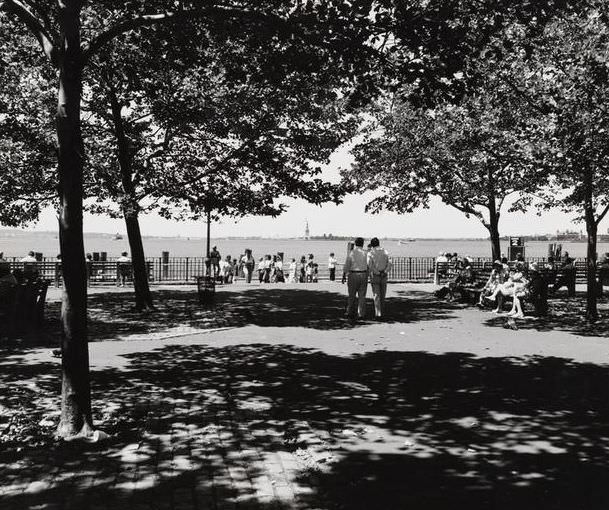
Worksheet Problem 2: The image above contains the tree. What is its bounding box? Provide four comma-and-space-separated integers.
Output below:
496, 4, 609, 319
0, 0, 378, 437
81, 16, 359, 309
0, 0, 579, 438
344, 89, 544, 260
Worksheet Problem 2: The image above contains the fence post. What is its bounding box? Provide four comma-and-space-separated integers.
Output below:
186, 257, 189, 282
162, 251, 169, 279
408, 257, 412, 280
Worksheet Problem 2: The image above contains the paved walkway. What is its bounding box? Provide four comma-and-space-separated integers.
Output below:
1, 284, 609, 509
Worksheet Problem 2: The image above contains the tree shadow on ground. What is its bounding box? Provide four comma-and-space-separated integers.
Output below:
1, 343, 608, 509
481, 291, 609, 337
36, 286, 459, 344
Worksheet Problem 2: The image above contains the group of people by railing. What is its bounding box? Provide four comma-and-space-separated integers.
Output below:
205, 246, 340, 285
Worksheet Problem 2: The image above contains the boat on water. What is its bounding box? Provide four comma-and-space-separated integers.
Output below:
113, 233, 123, 240
397, 239, 416, 245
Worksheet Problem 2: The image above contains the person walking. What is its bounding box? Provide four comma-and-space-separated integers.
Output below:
367, 237, 392, 320
342, 237, 369, 321
328, 252, 337, 281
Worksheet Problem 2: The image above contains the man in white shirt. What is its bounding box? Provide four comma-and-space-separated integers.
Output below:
20, 251, 38, 280
368, 237, 392, 319
328, 253, 337, 281
20, 251, 37, 262
342, 237, 369, 320
116, 251, 131, 287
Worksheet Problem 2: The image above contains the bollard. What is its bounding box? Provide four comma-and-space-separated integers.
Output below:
162, 251, 169, 279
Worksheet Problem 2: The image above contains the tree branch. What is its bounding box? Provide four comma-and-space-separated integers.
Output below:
499, 74, 555, 115
1, 0, 57, 64
81, 6, 288, 64
596, 203, 609, 225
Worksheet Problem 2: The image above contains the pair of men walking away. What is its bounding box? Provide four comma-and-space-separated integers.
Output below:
342, 237, 391, 322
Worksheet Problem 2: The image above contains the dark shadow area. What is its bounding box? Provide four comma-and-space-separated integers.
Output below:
1, 343, 608, 509
481, 291, 609, 337
35, 286, 459, 344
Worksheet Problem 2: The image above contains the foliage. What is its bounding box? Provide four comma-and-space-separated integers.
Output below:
0, 20, 56, 227
497, 5, 609, 225
344, 86, 545, 235
79, 17, 359, 224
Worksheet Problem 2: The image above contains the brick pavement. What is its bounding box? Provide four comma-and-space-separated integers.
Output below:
2, 284, 609, 510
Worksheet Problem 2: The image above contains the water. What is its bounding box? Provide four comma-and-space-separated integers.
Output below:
0, 230, 605, 260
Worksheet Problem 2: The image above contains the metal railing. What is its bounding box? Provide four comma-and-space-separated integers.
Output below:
2, 256, 594, 286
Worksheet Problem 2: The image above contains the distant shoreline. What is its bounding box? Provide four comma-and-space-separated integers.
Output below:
0, 227, 597, 243
0, 228, 533, 242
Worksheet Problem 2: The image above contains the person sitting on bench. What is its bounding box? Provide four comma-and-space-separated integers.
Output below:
597, 253, 609, 297
446, 257, 475, 301
478, 260, 506, 307
485, 262, 528, 313
508, 262, 548, 318
0, 264, 17, 300
527, 262, 549, 316
551, 252, 576, 297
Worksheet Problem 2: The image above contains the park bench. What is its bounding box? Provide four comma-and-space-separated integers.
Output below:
0, 283, 18, 339
196, 275, 216, 306
456, 268, 493, 303
0, 278, 50, 339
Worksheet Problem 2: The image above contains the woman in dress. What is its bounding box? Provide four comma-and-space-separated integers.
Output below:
485, 262, 528, 313
478, 260, 506, 307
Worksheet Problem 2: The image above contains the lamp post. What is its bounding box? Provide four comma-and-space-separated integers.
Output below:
206, 208, 211, 258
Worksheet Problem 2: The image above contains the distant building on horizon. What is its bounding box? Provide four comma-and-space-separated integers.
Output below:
304, 220, 310, 240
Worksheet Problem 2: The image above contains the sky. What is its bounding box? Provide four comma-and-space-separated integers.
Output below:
29, 144, 602, 239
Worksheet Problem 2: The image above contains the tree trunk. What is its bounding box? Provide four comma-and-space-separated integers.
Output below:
486, 168, 501, 261
108, 86, 154, 310
56, 2, 93, 438
487, 208, 501, 261
124, 210, 154, 310
585, 214, 598, 321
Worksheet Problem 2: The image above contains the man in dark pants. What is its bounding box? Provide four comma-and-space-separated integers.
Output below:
552, 252, 576, 297
328, 253, 337, 281
342, 237, 369, 321
210, 246, 221, 280
528, 262, 549, 316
